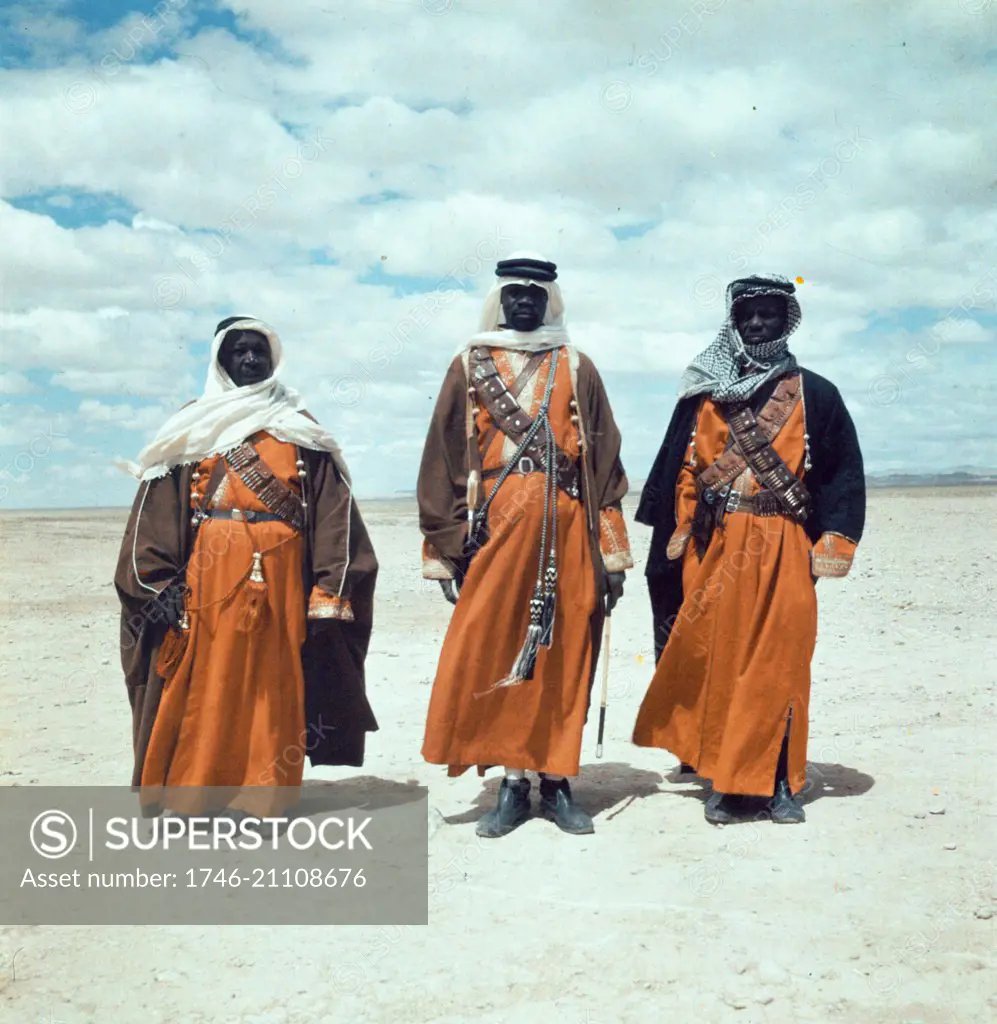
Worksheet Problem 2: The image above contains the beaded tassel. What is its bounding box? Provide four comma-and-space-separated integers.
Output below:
539, 424, 558, 648
296, 454, 309, 510
503, 593, 544, 686
800, 381, 812, 471
190, 469, 205, 529
237, 551, 269, 633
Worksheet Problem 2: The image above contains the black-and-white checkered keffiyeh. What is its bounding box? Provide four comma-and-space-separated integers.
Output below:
679, 274, 802, 403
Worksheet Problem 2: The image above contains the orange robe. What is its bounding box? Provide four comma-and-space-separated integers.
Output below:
139, 434, 325, 816
418, 347, 632, 778
633, 397, 856, 797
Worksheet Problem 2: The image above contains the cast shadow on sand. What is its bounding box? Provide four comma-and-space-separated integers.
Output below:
797, 761, 876, 804
442, 762, 666, 825
441, 760, 875, 826
658, 760, 876, 810
294, 776, 428, 816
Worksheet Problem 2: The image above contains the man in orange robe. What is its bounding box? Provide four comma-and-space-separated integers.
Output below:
115, 317, 378, 823
633, 275, 865, 825
417, 254, 634, 837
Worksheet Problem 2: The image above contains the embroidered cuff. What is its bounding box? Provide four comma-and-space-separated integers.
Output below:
599, 506, 634, 573
811, 532, 858, 578
666, 526, 692, 561
307, 588, 354, 621
422, 539, 457, 580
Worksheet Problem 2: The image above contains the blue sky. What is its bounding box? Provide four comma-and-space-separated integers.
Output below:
1, 0, 995, 508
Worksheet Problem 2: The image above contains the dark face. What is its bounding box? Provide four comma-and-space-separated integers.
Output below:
734, 296, 787, 345
218, 330, 273, 386
500, 283, 548, 333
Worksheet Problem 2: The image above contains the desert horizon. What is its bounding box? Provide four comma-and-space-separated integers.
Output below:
2, 477, 995, 519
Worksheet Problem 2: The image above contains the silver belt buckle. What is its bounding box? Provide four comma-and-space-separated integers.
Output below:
518, 456, 535, 475
726, 489, 741, 513
231, 509, 245, 521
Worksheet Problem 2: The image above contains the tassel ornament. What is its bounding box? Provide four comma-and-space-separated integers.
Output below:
539, 592, 556, 648
237, 551, 270, 634
155, 586, 190, 681
156, 625, 188, 681
490, 593, 544, 690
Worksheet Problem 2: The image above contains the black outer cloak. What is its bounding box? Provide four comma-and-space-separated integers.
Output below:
635, 368, 866, 662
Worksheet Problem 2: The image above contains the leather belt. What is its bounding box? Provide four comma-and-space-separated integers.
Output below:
480, 455, 580, 490
224, 442, 307, 531
205, 509, 290, 524
713, 488, 784, 517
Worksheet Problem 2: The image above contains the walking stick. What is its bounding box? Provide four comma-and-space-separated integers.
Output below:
595, 612, 611, 758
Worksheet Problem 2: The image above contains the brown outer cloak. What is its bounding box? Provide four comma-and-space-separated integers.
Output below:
114, 442, 378, 790
416, 347, 629, 715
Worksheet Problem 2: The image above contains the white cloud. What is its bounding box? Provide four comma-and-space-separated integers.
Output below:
77, 398, 172, 431
931, 318, 991, 345
132, 213, 182, 233
0, 371, 35, 395
0, 402, 73, 454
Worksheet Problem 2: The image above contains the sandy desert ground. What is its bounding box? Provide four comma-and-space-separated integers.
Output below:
0, 488, 994, 1024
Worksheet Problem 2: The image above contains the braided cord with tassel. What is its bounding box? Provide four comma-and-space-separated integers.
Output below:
491, 348, 561, 690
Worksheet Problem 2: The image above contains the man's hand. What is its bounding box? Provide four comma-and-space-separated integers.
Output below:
605, 571, 625, 613
147, 580, 187, 630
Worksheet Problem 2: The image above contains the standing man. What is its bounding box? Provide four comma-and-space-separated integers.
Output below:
115, 316, 378, 822
417, 253, 633, 837
633, 275, 865, 825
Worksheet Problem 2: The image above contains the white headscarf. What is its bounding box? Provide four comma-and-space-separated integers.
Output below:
118, 318, 347, 482
456, 250, 570, 355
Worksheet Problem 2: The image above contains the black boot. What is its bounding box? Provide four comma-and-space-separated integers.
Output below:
538, 775, 594, 834
767, 728, 805, 824
768, 777, 805, 824
704, 791, 747, 825
475, 777, 531, 838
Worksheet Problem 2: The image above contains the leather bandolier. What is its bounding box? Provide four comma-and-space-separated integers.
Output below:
690, 373, 811, 557
222, 441, 307, 532
154, 437, 308, 678
468, 346, 581, 500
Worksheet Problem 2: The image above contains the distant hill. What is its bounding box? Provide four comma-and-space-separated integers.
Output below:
365, 474, 997, 502
864, 471, 997, 489
626, 471, 997, 494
